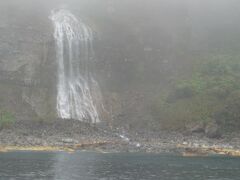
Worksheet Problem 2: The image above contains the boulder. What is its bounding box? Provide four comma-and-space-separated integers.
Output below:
205, 122, 221, 139
186, 122, 205, 134
62, 138, 75, 144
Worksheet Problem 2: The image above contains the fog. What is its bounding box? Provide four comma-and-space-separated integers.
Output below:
2, 1, 240, 179
1, 0, 240, 131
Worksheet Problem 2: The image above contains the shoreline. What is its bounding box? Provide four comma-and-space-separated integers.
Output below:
1, 143, 240, 157
1, 137, 240, 157
1, 120, 240, 156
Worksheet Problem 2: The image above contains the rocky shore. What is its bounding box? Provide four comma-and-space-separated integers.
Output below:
0, 120, 240, 156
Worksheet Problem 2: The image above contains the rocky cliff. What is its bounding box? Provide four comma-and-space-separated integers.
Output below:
1, 0, 239, 132
0, 0, 189, 127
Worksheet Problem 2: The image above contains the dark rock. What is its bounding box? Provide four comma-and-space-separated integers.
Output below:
205, 122, 221, 139
186, 122, 205, 134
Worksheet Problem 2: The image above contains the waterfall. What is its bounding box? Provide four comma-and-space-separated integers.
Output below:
50, 9, 101, 123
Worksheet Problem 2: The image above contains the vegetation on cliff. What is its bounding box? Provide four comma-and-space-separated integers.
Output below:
0, 110, 15, 129
152, 53, 240, 131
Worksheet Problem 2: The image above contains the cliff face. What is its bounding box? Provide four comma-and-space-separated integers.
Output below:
0, 1, 56, 120
0, 0, 189, 126
2, 0, 239, 131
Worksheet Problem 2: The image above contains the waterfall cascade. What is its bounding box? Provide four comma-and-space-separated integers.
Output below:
50, 9, 102, 123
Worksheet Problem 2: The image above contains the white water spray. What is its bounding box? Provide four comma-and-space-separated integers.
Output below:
50, 9, 102, 123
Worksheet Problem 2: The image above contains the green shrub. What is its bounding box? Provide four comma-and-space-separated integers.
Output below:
0, 111, 16, 129
166, 85, 194, 103
214, 91, 240, 130
175, 54, 240, 96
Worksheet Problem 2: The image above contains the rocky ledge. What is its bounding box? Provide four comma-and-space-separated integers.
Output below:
0, 120, 240, 156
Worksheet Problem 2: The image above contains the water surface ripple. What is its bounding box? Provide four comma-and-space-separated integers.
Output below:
0, 152, 239, 180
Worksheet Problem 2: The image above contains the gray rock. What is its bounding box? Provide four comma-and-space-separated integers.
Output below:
62, 138, 75, 144
186, 122, 205, 133
205, 122, 221, 139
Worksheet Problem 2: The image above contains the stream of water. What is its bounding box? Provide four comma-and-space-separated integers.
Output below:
50, 9, 102, 123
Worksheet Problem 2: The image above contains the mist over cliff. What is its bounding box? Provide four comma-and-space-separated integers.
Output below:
1, 0, 240, 133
